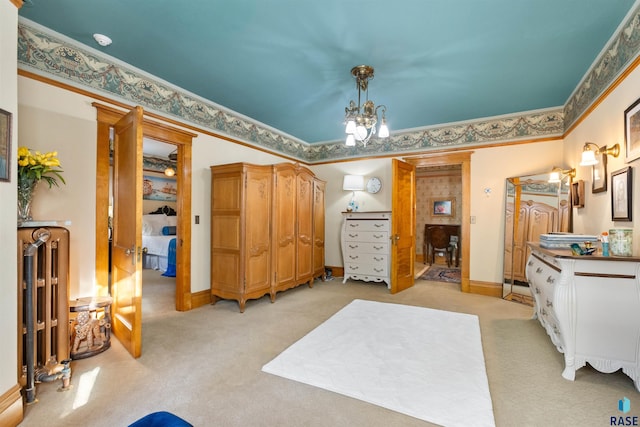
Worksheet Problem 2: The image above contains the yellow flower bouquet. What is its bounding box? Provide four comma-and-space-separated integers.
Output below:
17, 147, 65, 222
17, 146, 65, 188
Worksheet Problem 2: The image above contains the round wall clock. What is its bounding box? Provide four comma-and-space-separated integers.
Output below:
366, 177, 382, 194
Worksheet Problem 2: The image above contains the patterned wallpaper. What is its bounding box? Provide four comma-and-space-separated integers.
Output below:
416, 167, 462, 256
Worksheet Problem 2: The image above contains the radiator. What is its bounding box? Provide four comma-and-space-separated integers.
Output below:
17, 227, 70, 386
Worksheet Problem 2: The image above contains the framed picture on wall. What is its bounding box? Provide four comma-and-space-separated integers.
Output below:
0, 108, 11, 182
591, 153, 607, 193
624, 97, 640, 163
143, 174, 177, 202
611, 166, 632, 221
571, 180, 585, 208
431, 198, 454, 217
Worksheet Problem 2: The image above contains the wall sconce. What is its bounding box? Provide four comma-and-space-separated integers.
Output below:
579, 142, 620, 166
343, 175, 364, 211
548, 167, 576, 183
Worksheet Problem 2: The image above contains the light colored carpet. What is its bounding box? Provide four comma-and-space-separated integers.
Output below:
262, 299, 495, 427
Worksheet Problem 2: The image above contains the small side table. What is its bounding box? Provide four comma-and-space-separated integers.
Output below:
69, 296, 113, 360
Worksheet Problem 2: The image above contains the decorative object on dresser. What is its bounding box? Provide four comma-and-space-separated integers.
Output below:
526, 243, 640, 391
342, 174, 364, 212
341, 211, 391, 287
210, 162, 325, 312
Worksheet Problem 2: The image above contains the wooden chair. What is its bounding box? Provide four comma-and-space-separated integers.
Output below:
424, 224, 461, 267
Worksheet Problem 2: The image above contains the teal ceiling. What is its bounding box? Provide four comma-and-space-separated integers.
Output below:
19, 0, 636, 144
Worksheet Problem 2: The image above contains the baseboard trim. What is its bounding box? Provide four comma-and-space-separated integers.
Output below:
191, 289, 212, 309
469, 280, 502, 298
0, 384, 23, 427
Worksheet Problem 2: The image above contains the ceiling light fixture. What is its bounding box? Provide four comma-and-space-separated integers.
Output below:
344, 65, 389, 147
93, 33, 112, 47
579, 142, 619, 166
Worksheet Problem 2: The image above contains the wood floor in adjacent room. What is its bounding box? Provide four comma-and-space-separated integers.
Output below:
19, 272, 638, 427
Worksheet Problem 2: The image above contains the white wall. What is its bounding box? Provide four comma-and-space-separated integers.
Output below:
564, 65, 640, 253
311, 158, 392, 267
469, 141, 563, 282
0, 0, 19, 398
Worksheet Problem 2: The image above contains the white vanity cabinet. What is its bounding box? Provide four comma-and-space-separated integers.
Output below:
341, 211, 391, 287
526, 243, 640, 391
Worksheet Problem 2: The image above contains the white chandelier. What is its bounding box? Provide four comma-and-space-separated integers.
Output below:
344, 65, 389, 146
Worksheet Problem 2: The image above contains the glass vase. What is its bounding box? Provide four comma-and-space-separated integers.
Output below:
17, 178, 37, 223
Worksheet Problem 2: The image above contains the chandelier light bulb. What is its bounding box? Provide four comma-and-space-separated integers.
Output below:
345, 119, 356, 134
355, 125, 367, 141
378, 118, 389, 138
346, 134, 356, 146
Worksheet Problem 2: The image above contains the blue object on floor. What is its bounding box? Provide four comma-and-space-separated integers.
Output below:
162, 238, 176, 277
129, 411, 192, 427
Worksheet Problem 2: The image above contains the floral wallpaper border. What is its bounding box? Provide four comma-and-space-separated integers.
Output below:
17, 4, 640, 163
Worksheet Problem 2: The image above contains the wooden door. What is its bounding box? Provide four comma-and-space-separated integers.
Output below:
296, 167, 314, 285
272, 164, 297, 292
390, 159, 416, 294
111, 106, 144, 358
245, 165, 272, 295
312, 178, 326, 279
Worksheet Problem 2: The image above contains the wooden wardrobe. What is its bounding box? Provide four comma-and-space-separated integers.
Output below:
210, 162, 325, 312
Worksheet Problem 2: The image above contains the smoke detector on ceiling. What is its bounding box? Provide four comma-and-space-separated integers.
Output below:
93, 34, 112, 47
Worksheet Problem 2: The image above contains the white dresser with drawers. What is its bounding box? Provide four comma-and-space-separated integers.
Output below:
341, 211, 391, 287
526, 243, 640, 391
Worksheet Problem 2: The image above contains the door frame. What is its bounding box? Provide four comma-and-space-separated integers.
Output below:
405, 151, 472, 293
93, 103, 196, 311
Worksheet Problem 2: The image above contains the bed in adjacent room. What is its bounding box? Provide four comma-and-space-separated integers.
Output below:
142, 212, 177, 277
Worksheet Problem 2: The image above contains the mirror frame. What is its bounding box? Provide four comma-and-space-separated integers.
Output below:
503, 171, 573, 302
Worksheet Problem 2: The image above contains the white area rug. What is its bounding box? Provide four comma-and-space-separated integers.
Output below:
262, 299, 495, 427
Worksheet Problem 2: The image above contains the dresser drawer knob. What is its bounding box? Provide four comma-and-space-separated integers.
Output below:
374, 268, 383, 273
536, 267, 543, 274
374, 223, 385, 228
373, 245, 384, 250
528, 260, 534, 266
546, 299, 553, 308
373, 257, 383, 262
349, 255, 359, 260
535, 287, 540, 294
546, 276, 555, 284
348, 233, 359, 238
348, 244, 359, 249
541, 308, 547, 316
373, 234, 384, 239
348, 223, 360, 228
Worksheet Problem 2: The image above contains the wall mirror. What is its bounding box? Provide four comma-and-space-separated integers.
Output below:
503, 171, 572, 303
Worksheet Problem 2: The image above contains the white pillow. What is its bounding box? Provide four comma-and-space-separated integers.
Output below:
142, 214, 174, 235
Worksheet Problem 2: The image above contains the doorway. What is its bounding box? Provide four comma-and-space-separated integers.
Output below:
415, 165, 463, 286
405, 152, 472, 293
94, 103, 196, 314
